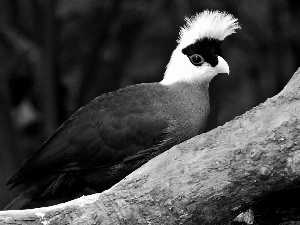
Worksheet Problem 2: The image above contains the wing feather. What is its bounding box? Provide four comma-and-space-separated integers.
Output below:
8, 84, 170, 186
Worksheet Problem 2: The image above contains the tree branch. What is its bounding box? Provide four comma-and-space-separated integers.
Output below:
1, 68, 300, 224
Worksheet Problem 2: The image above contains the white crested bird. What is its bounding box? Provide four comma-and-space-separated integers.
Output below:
6, 10, 240, 209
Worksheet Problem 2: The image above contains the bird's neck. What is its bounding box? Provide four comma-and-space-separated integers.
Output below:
168, 81, 210, 103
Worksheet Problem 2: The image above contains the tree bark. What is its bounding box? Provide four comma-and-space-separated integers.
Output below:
1, 68, 300, 224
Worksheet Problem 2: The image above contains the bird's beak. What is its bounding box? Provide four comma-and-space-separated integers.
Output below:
215, 56, 230, 75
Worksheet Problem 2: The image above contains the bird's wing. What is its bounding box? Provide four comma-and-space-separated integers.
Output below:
8, 85, 170, 186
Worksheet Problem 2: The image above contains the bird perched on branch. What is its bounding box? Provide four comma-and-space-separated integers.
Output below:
6, 10, 240, 209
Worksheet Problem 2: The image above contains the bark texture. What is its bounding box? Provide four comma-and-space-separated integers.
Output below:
1, 68, 300, 224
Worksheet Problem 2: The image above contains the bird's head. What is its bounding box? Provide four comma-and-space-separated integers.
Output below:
161, 10, 240, 86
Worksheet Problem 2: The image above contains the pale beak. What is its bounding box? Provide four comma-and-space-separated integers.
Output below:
215, 56, 230, 75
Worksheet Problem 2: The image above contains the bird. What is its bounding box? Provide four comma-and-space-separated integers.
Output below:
5, 10, 240, 209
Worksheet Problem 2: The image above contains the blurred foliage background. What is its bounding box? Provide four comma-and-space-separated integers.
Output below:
0, 0, 299, 208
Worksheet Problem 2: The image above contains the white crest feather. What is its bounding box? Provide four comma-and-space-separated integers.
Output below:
178, 10, 241, 48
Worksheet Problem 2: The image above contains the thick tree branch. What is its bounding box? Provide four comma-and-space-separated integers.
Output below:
1, 68, 300, 224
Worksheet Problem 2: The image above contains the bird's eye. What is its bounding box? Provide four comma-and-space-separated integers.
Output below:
188, 54, 204, 66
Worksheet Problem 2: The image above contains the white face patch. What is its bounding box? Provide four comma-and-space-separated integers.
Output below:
160, 10, 240, 86
160, 49, 226, 86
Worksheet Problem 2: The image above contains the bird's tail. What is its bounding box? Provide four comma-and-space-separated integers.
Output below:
3, 185, 41, 210
3, 192, 32, 210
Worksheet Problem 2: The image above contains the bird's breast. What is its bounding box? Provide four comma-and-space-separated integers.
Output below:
163, 82, 210, 140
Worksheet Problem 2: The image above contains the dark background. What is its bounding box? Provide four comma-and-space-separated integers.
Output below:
0, 0, 299, 208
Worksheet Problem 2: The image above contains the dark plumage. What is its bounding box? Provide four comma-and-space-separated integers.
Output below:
5, 10, 240, 209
